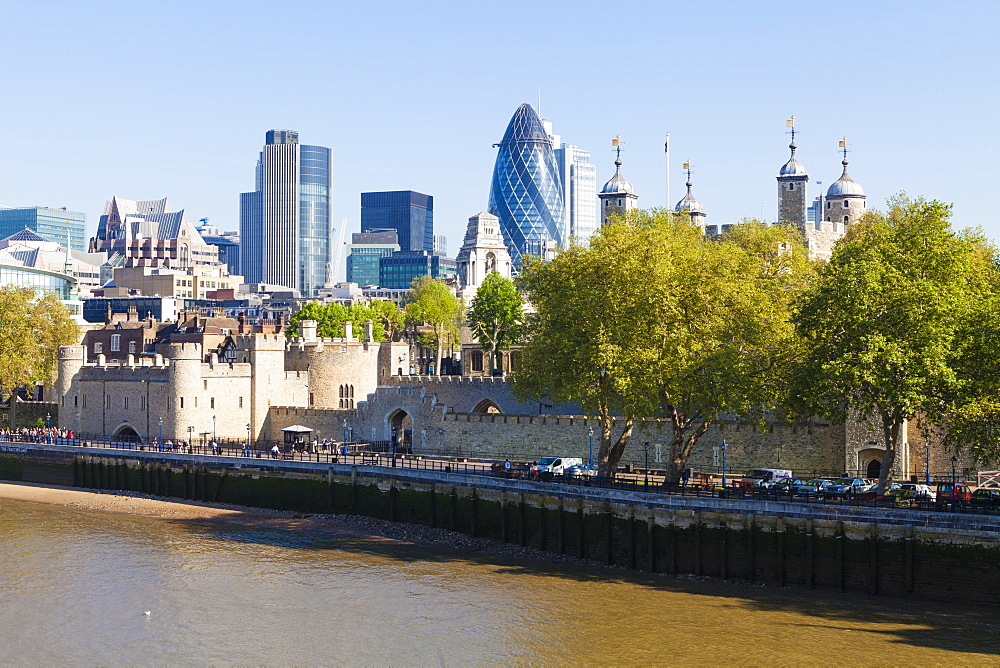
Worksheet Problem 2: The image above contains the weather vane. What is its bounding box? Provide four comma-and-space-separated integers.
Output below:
611, 135, 625, 160
785, 115, 800, 143
839, 136, 850, 161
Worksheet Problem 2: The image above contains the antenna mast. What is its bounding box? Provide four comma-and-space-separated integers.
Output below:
665, 133, 670, 207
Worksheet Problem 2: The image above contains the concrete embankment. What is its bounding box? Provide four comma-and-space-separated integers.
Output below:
2, 444, 999, 606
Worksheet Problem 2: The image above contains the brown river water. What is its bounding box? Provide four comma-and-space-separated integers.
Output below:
2, 497, 999, 666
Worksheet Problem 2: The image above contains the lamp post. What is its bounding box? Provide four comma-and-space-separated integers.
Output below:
588, 426, 594, 466
212, 414, 217, 445
722, 440, 728, 489
246, 423, 251, 457
46, 413, 51, 444
926, 442, 931, 485
342, 418, 348, 449
188, 425, 194, 450
951, 455, 958, 513
158, 417, 163, 453
391, 428, 397, 468
643, 441, 650, 487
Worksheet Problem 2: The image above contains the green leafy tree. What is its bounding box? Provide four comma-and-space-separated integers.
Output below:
791, 195, 993, 492
515, 210, 812, 480
405, 276, 462, 374
287, 300, 402, 342
467, 272, 524, 372
368, 299, 405, 341
0, 286, 78, 396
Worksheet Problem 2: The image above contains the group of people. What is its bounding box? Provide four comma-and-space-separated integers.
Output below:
0, 427, 73, 443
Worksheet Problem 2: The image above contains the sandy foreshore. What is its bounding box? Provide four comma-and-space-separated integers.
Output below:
0, 481, 593, 563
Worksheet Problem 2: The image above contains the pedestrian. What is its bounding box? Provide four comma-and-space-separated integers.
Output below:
271, 444, 280, 459
504, 459, 512, 478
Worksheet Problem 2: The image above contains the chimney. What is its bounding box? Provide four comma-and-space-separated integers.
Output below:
364, 319, 374, 343
300, 319, 318, 342
345, 321, 353, 341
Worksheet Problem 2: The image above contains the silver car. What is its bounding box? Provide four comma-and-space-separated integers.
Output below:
824, 478, 871, 498
791, 479, 834, 497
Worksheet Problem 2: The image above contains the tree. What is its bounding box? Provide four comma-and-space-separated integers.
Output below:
286, 300, 403, 342
0, 286, 78, 397
405, 276, 462, 374
467, 272, 524, 372
515, 209, 812, 480
791, 195, 993, 493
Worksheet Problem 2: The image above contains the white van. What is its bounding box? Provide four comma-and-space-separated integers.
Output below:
530, 456, 584, 479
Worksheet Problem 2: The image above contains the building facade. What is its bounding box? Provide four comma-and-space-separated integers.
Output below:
240, 130, 332, 296
552, 143, 597, 247
378, 250, 456, 290
346, 230, 400, 286
0, 206, 86, 252
455, 212, 512, 304
360, 191, 433, 253
488, 104, 564, 267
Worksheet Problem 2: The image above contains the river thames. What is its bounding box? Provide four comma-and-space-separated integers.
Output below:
2, 497, 999, 665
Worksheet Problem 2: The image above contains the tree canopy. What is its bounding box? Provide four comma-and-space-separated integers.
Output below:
0, 286, 78, 396
515, 209, 814, 480
405, 276, 462, 374
286, 300, 402, 342
791, 195, 996, 491
466, 271, 524, 372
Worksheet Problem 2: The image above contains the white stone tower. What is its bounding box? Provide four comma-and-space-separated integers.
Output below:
456, 212, 513, 304
598, 138, 638, 226
777, 116, 808, 228
824, 138, 867, 228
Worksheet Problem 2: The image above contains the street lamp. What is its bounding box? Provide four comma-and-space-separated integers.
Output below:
158, 417, 163, 453
643, 441, 650, 487
212, 414, 217, 445
246, 423, 251, 457
391, 428, 397, 468
188, 425, 194, 450
951, 455, 958, 513
46, 413, 51, 444
722, 440, 728, 488
588, 426, 594, 466
926, 442, 931, 485
343, 418, 348, 449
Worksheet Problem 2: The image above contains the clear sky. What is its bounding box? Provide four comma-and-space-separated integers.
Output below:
2, 0, 998, 280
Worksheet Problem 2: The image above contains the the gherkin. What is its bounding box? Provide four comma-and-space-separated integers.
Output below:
488, 103, 564, 268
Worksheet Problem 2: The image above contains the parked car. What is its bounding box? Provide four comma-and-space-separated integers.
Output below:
735, 468, 793, 490
857, 483, 902, 501
936, 482, 972, 507
899, 483, 936, 502
772, 478, 806, 495
791, 479, 834, 497
564, 463, 599, 479
824, 478, 871, 499
529, 457, 584, 479
971, 488, 1000, 508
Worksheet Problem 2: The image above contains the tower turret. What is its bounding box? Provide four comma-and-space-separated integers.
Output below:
824, 137, 866, 229
674, 161, 707, 229
777, 116, 808, 228
599, 137, 639, 226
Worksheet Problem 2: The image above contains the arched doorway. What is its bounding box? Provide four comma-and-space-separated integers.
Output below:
472, 399, 502, 414
114, 425, 141, 443
388, 409, 413, 454
866, 458, 882, 479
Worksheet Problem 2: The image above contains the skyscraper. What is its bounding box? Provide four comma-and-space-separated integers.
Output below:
488, 104, 564, 267
360, 191, 433, 253
346, 230, 399, 286
240, 130, 332, 296
552, 143, 597, 247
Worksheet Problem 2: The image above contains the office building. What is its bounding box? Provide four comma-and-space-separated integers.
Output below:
488, 103, 564, 267
346, 230, 400, 286
360, 191, 433, 253
552, 143, 597, 247
91, 196, 220, 269
197, 220, 240, 276
240, 130, 332, 296
379, 250, 456, 290
0, 206, 86, 252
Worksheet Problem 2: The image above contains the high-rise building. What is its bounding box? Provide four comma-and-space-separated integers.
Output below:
360, 191, 433, 253
346, 230, 400, 286
240, 130, 332, 296
0, 206, 86, 251
543, 121, 597, 248
378, 250, 456, 290
488, 104, 564, 267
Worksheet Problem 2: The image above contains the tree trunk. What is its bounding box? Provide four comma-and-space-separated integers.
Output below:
877, 413, 901, 494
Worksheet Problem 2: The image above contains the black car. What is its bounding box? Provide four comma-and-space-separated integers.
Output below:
971, 488, 1000, 508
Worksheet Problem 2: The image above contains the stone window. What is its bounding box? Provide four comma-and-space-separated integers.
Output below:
123, 396, 128, 408
471, 351, 484, 372
239, 397, 243, 408
844, 216, 850, 223
111, 334, 120, 352
843, 200, 849, 208
180, 397, 184, 409
210, 397, 215, 409
789, 183, 795, 191
128, 341, 137, 354
94, 342, 103, 354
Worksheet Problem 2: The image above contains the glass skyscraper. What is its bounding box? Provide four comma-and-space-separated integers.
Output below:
240, 130, 332, 296
553, 144, 597, 246
0, 206, 86, 251
360, 191, 433, 253
488, 104, 564, 267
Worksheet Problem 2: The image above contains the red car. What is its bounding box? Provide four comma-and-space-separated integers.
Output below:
936, 482, 972, 507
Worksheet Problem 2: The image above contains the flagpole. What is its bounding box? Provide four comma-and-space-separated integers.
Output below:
665, 133, 670, 207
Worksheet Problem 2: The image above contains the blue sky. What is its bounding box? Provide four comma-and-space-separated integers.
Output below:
2, 0, 998, 279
